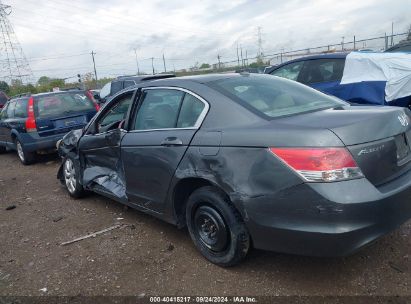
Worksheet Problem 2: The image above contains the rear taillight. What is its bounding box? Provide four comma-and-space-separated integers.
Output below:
25, 97, 37, 132
86, 90, 100, 111
269, 147, 363, 182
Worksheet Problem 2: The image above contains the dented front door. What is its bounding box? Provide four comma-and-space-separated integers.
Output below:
79, 128, 127, 200
77, 90, 135, 200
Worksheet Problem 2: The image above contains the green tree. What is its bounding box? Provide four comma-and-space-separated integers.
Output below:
49, 79, 65, 89
37, 76, 51, 86
199, 63, 210, 69
0, 81, 10, 93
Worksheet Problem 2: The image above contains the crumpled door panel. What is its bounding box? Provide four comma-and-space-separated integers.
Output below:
57, 128, 128, 201
82, 165, 126, 200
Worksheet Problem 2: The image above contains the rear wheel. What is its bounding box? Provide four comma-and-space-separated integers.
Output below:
16, 139, 36, 165
63, 157, 85, 198
0, 145, 6, 153
186, 186, 250, 267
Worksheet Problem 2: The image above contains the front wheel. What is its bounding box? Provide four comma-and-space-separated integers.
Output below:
186, 186, 250, 267
16, 139, 36, 165
63, 157, 85, 198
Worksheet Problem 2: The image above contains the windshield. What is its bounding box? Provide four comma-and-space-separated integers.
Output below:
210, 74, 346, 119
34, 92, 95, 118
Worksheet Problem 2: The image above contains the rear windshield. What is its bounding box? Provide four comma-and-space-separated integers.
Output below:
210, 74, 345, 119
34, 92, 95, 118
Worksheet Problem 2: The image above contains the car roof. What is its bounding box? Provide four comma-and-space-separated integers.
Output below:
292, 53, 347, 60
10, 89, 86, 100
118, 73, 279, 92
135, 73, 257, 86
385, 41, 411, 52
115, 74, 176, 82
106, 73, 270, 99
264, 52, 348, 73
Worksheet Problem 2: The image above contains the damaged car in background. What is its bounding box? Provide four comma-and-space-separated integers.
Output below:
57, 73, 411, 266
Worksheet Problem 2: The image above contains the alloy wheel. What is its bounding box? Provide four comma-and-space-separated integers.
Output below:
64, 158, 77, 194
16, 141, 25, 162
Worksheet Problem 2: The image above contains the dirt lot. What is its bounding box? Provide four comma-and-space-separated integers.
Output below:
0, 151, 410, 297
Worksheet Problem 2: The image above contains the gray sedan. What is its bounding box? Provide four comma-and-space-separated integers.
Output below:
57, 73, 411, 266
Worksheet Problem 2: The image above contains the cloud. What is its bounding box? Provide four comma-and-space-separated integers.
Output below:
3, 0, 410, 82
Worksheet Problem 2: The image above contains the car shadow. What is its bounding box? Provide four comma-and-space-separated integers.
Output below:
35, 152, 61, 164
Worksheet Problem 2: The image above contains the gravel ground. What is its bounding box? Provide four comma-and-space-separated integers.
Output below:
0, 151, 410, 297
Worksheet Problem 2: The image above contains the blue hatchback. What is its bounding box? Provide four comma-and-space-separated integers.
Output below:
0, 89, 99, 164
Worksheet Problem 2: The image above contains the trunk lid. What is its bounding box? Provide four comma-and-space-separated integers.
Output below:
279, 105, 411, 185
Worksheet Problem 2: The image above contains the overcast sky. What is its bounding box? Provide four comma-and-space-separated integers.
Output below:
5, 0, 411, 81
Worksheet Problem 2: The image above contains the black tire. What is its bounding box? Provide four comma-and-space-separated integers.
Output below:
0, 145, 6, 154
62, 157, 85, 198
186, 186, 250, 267
15, 139, 36, 165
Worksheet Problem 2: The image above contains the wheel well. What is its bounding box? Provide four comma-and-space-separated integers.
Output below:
173, 178, 213, 228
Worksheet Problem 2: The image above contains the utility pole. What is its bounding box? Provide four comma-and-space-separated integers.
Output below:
162, 53, 167, 73
245, 50, 248, 66
133, 48, 140, 75
384, 32, 388, 50
240, 45, 244, 67
391, 21, 394, 46
217, 54, 221, 70
236, 43, 240, 67
151, 57, 155, 74
91, 51, 98, 88
257, 26, 264, 61
341, 36, 345, 51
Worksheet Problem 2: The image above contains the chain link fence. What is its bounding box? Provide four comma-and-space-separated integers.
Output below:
184, 32, 410, 75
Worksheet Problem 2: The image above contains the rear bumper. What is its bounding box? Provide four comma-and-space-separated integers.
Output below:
18, 132, 68, 152
243, 170, 411, 256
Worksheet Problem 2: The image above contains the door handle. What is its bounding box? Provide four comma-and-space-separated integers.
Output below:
161, 137, 183, 146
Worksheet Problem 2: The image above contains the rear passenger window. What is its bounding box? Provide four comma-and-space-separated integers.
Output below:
6, 101, 15, 118
14, 98, 28, 118
177, 94, 205, 128
299, 59, 345, 84
134, 89, 184, 130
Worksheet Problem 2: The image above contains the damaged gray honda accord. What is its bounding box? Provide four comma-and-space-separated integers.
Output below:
57, 73, 411, 266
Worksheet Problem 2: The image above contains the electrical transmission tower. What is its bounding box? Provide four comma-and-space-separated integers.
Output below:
0, 1, 34, 85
